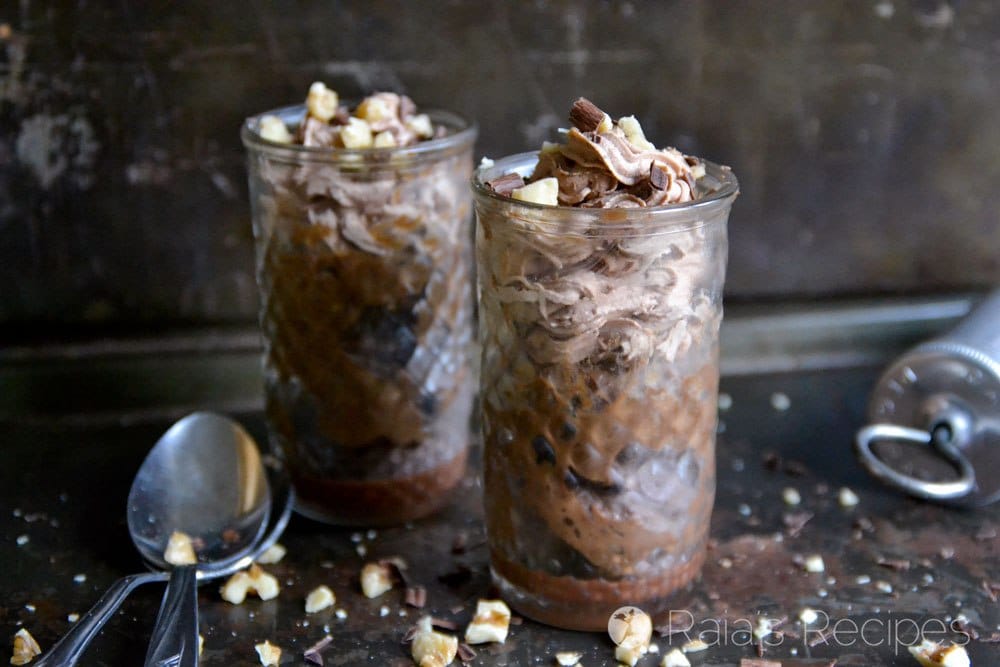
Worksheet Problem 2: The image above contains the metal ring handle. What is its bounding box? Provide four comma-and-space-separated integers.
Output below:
855, 423, 976, 501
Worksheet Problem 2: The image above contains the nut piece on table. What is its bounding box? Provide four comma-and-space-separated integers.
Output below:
554, 651, 582, 665
305, 585, 336, 614
839, 487, 860, 508
511, 177, 559, 206
681, 638, 709, 653
255, 640, 282, 667
220, 564, 281, 604
255, 543, 286, 565
608, 606, 653, 666
163, 530, 198, 566
374, 131, 398, 148
411, 616, 458, 667
803, 554, 825, 573
464, 599, 512, 645
908, 640, 970, 667
661, 647, 692, 667
360, 562, 395, 599
11, 628, 42, 666
258, 116, 293, 144
355, 93, 397, 124
306, 82, 339, 122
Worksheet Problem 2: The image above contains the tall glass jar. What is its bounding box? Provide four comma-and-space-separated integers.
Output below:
242, 105, 476, 525
473, 153, 738, 630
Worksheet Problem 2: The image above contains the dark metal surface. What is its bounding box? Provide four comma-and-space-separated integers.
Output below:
3, 366, 997, 666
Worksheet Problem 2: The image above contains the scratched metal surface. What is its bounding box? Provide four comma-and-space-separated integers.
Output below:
2, 367, 997, 666
2, 1, 1000, 333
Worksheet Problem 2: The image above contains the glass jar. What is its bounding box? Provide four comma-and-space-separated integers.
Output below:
473, 153, 738, 630
242, 105, 476, 525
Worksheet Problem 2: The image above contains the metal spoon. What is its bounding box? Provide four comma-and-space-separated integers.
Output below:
35, 413, 282, 667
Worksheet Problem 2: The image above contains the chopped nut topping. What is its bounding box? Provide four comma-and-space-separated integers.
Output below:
908, 639, 970, 667
340, 117, 374, 149
608, 606, 652, 666
306, 82, 339, 122
259, 115, 293, 144
11, 628, 42, 665
618, 115, 656, 151
411, 616, 458, 667
511, 177, 559, 206
220, 564, 280, 604
661, 648, 692, 667
374, 130, 398, 148
305, 585, 336, 614
163, 530, 198, 566
255, 640, 282, 666
256, 543, 286, 565
554, 651, 582, 665
199, 634, 204, 656
406, 114, 434, 139
464, 599, 511, 645
360, 562, 395, 599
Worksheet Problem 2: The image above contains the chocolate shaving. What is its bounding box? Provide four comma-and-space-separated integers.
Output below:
401, 626, 419, 644
303, 635, 333, 665
569, 97, 606, 132
741, 659, 781, 667
405, 585, 427, 608
457, 643, 477, 662
783, 511, 813, 537
431, 617, 458, 631
380, 557, 410, 586
875, 555, 910, 571
486, 173, 525, 196
650, 162, 670, 190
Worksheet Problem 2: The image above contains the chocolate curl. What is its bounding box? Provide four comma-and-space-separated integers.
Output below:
405, 585, 427, 608
486, 173, 525, 195
569, 97, 607, 132
303, 635, 333, 665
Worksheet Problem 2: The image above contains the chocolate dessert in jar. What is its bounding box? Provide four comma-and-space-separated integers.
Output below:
472, 99, 738, 630
242, 84, 477, 525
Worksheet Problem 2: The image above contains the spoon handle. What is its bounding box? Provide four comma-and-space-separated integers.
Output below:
35, 571, 164, 667
143, 565, 200, 667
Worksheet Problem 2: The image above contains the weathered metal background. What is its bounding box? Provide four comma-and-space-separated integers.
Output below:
2, 1, 999, 332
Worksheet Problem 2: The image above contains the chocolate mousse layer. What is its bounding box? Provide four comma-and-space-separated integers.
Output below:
473, 98, 737, 629
244, 87, 476, 525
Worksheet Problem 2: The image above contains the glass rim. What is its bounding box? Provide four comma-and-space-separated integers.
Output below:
241, 103, 477, 163
471, 151, 739, 230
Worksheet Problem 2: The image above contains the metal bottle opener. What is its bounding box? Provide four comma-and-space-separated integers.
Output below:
856, 289, 1000, 507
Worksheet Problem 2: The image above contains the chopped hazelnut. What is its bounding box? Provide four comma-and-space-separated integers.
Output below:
406, 114, 434, 139
11, 628, 42, 666
360, 562, 394, 599
164, 531, 198, 566
340, 117, 374, 149
256, 543, 286, 565
618, 115, 656, 151
259, 115, 293, 144
411, 616, 458, 667
661, 648, 692, 667
511, 177, 559, 206
306, 82, 339, 122
608, 606, 652, 666
554, 651, 582, 665
255, 640, 282, 666
374, 131, 397, 148
908, 639, 970, 667
305, 585, 336, 614
220, 564, 280, 604
464, 599, 511, 645
681, 638, 709, 653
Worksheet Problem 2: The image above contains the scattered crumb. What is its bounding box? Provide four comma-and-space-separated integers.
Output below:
554, 651, 582, 665
305, 585, 336, 614
335, 608, 348, 620
799, 608, 819, 625
356, 544, 367, 558
254, 640, 281, 666
804, 554, 825, 573
681, 638, 709, 653
380, 605, 390, 617
770, 392, 791, 411
738, 503, 752, 517
876, 580, 894, 594
67, 613, 80, 623
908, 639, 970, 667
782, 488, 801, 506
838, 487, 860, 507
718, 393, 732, 411
256, 543, 286, 565
856, 574, 872, 585
661, 647, 691, 666
23, 605, 35, 613
73, 574, 87, 584
10, 628, 42, 666
366, 529, 377, 540
16, 535, 29, 546
874, 1, 894, 19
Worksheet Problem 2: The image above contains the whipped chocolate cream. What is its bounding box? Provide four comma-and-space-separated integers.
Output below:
474, 98, 737, 629
244, 85, 476, 525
